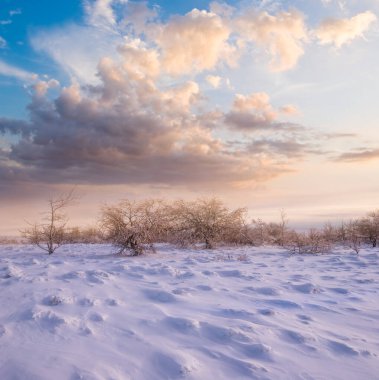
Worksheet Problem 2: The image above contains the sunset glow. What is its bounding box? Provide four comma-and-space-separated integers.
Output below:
1, 0, 378, 233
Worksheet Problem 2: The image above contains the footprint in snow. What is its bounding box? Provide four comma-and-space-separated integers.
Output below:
217, 269, 243, 278
86, 270, 111, 284
327, 340, 359, 356
78, 297, 99, 307
264, 299, 301, 309
196, 284, 212, 291
292, 283, 320, 294
143, 289, 176, 303
88, 312, 105, 322
105, 298, 119, 306
200, 323, 250, 344
255, 287, 280, 296
281, 329, 307, 344
151, 352, 197, 379
239, 343, 272, 361
164, 316, 199, 333
328, 287, 349, 294
27, 310, 66, 333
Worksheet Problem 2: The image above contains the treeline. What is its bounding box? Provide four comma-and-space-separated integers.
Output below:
20, 193, 379, 256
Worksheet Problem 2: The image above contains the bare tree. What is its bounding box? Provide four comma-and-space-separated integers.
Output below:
357, 210, 379, 247
346, 220, 362, 254
322, 222, 338, 245
21, 190, 76, 255
169, 198, 246, 249
65, 226, 103, 244
100, 199, 168, 256
286, 228, 332, 254
278, 209, 289, 246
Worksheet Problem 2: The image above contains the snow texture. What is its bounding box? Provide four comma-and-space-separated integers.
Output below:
0, 244, 378, 379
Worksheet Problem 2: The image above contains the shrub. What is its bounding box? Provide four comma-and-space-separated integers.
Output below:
168, 198, 247, 249
100, 199, 167, 256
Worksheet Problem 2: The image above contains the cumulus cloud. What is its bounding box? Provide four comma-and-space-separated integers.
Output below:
225, 92, 281, 131
235, 9, 308, 71
36, 1, 375, 82
154, 9, 234, 75
315, 11, 377, 48
0, 43, 315, 191
33, 79, 60, 97
1, 1, 350, 192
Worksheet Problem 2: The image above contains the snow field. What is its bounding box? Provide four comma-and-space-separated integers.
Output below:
0, 244, 378, 379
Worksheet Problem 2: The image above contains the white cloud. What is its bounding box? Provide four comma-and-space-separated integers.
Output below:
315, 11, 377, 48
0, 37, 6, 49
154, 9, 233, 75
9, 9, 22, 17
235, 9, 308, 71
206, 75, 222, 88
280, 104, 299, 115
31, 24, 123, 83
0, 59, 37, 81
33, 79, 60, 97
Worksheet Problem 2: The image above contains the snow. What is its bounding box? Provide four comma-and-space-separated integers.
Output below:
0, 244, 378, 379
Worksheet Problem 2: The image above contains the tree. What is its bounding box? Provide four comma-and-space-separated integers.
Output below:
346, 220, 362, 254
169, 198, 247, 249
278, 209, 289, 246
100, 199, 167, 256
358, 210, 379, 247
21, 190, 76, 255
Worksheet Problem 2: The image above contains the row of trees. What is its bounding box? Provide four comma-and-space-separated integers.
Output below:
21, 193, 379, 256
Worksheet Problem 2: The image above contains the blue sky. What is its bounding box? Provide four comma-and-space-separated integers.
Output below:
0, 0, 378, 233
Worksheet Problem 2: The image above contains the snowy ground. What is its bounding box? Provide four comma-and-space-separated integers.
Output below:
0, 244, 378, 380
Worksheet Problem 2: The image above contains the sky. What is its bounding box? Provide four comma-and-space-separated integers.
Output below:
0, 0, 378, 234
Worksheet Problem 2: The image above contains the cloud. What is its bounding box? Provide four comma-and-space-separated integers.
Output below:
235, 9, 308, 71
35, 1, 371, 82
31, 24, 123, 83
9, 9, 22, 17
225, 92, 281, 131
0, 42, 311, 191
154, 9, 234, 75
33, 79, 60, 97
84, 0, 127, 30
117, 38, 160, 80
335, 148, 379, 162
0, 59, 37, 81
315, 11, 377, 48
206, 75, 222, 88
280, 104, 299, 115
1, 1, 345, 193
247, 139, 309, 158
0, 37, 6, 49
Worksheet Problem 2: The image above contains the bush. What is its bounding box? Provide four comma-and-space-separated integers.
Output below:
286, 229, 332, 254
100, 199, 168, 256
168, 198, 247, 249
